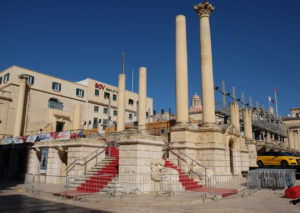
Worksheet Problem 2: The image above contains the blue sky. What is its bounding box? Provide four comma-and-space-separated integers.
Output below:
0, 0, 299, 116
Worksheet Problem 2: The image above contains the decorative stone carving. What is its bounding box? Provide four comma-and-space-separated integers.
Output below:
188, 161, 214, 183
194, 1, 214, 18
150, 159, 164, 181
225, 123, 240, 136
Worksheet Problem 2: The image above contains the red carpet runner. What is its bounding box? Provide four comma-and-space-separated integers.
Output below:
164, 159, 238, 197
54, 146, 119, 198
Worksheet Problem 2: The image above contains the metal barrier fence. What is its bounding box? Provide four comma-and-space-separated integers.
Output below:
209, 175, 246, 194
24, 173, 250, 199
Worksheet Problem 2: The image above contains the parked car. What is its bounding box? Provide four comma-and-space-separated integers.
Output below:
285, 152, 300, 158
257, 152, 300, 168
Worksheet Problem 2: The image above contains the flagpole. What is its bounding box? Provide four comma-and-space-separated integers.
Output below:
268, 97, 270, 110
131, 69, 134, 92
274, 88, 278, 116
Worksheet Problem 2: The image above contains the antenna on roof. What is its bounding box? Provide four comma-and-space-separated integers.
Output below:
122, 52, 125, 74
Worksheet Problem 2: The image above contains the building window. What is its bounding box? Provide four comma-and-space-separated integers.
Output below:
146, 112, 149, 117
103, 108, 108, 114
93, 117, 98, 129
94, 106, 99, 112
95, 89, 99, 96
52, 82, 61, 91
103, 119, 108, 130
128, 99, 134, 105
113, 110, 117, 116
104, 92, 110, 99
3, 73, 9, 83
0, 77, 2, 85
76, 88, 84, 97
113, 94, 117, 101
48, 98, 63, 110
129, 113, 133, 120
26, 75, 34, 85
296, 113, 299, 118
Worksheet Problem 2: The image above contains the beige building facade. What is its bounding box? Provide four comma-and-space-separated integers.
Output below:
0, 65, 153, 138
283, 108, 300, 154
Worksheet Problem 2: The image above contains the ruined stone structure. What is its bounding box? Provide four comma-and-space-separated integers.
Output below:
6, 1, 299, 196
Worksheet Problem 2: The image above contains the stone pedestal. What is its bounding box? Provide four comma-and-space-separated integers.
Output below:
245, 140, 257, 167
117, 134, 164, 192
169, 124, 251, 176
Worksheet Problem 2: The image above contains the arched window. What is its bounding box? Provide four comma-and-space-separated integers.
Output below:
48, 98, 63, 110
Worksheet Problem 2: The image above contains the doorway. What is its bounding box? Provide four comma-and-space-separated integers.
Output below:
56, 122, 64, 132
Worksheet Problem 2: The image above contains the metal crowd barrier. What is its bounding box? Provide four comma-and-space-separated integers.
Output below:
25, 171, 297, 199
209, 175, 246, 194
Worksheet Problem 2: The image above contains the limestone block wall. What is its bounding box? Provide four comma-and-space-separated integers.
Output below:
67, 146, 105, 177
118, 135, 164, 193
247, 143, 258, 167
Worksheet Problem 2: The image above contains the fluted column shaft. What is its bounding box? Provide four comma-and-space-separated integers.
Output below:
13, 78, 27, 137
138, 67, 147, 130
117, 74, 126, 132
175, 15, 189, 123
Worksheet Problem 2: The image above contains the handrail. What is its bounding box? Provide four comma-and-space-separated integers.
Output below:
166, 144, 207, 182
66, 145, 106, 175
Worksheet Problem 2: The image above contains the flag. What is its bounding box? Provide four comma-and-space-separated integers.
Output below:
275, 88, 279, 94
268, 96, 275, 104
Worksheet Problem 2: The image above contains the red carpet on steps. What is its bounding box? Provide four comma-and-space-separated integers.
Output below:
164, 159, 238, 197
53, 147, 119, 198
285, 185, 300, 199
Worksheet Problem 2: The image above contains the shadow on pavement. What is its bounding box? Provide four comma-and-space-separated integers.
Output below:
0, 194, 110, 213
0, 178, 24, 191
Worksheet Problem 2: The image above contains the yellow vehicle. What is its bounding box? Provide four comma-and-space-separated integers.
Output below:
257, 152, 300, 168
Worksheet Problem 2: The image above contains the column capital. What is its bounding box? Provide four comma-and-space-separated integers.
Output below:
194, 1, 214, 18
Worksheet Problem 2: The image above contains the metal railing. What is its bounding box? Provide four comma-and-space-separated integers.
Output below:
66, 146, 106, 176
165, 144, 208, 184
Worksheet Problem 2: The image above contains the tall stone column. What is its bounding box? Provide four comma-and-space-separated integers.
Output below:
138, 67, 147, 131
230, 102, 240, 132
117, 74, 126, 132
288, 130, 294, 150
73, 104, 81, 130
13, 75, 28, 137
293, 130, 299, 151
194, 1, 216, 125
175, 15, 189, 123
243, 108, 252, 140
266, 132, 271, 143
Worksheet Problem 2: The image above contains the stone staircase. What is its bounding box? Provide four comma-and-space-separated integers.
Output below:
164, 159, 203, 191
164, 159, 238, 197
54, 146, 119, 198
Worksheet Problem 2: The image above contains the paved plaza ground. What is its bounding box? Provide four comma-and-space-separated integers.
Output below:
0, 179, 300, 213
